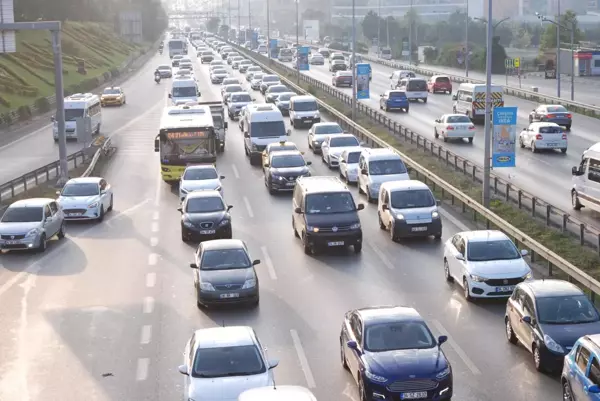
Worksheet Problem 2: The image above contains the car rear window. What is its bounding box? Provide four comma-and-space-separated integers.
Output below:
407, 80, 427, 91
389, 92, 406, 99
435, 77, 450, 83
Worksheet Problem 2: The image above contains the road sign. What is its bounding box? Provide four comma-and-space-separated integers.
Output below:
514, 57, 520, 68
505, 58, 514, 69
0, 0, 16, 53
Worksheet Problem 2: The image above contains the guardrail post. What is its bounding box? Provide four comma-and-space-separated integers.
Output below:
548, 261, 553, 276
451, 195, 455, 205
441, 187, 444, 199
454, 155, 458, 170
462, 201, 466, 213
562, 214, 568, 233
445, 150, 449, 165
518, 190, 522, 208
531, 250, 536, 263
531, 197, 536, 217
546, 205, 551, 226
34, 171, 39, 186
486, 218, 490, 229
45, 165, 50, 181
22, 176, 27, 192
580, 224, 585, 246
505, 184, 510, 201
597, 234, 600, 256
472, 165, 476, 180
494, 177, 498, 194
74, 155, 78, 168
462, 160, 467, 174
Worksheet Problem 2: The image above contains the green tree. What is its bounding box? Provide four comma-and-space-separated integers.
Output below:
361, 11, 381, 42
207, 17, 220, 33
513, 28, 532, 49
540, 10, 583, 50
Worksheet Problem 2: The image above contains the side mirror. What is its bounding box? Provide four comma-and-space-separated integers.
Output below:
263, 163, 270, 168
252, 98, 256, 101
361, 168, 367, 175
456, 254, 465, 261
451, 95, 457, 101
227, 205, 233, 211
436, 200, 441, 206
252, 259, 261, 265
177, 206, 183, 212
520, 249, 529, 256
382, 204, 389, 210
268, 359, 279, 369
347, 340, 358, 349
306, 161, 312, 165
294, 207, 303, 214
286, 129, 291, 136
51, 116, 55, 122
220, 175, 225, 179
224, 122, 228, 128
380, 94, 384, 97
178, 365, 189, 376
168, 93, 172, 98
438, 335, 448, 345
197, 91, 201, 96
56, 190, 61, 196
154, 139, 160, 152
339, 159, 346, 164
357, 203, 365, 211
522, 315, 532, 325
572, 166, 581, 175
588, 385, 600, 394
189, 263, 197, 269
435, 119, 440, 123
244, 132, 250, 138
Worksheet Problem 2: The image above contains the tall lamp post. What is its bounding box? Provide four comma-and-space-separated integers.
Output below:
482, 0, 493, 208
377, 0, 381, 54
267, 0, 271, 61
536, 12, 575, 101
351, 0, 356, 121
465, 0, 469, 77
296, 0, 300, 84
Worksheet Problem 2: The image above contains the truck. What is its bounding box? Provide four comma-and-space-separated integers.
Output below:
209, 103, 227, 152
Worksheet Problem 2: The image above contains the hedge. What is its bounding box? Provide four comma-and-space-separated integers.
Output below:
34, 96, 51, 113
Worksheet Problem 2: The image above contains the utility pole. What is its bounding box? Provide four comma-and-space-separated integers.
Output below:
228, 0, 232, 29
249, 0, 252, 32
386, 13, 390, 47
408, 0, 413, 64
351, 0, 356, 121
377, 0, 381, 55
465, 0, 469, 77
238, 0, 241, 35
482, 0, 492, 207
267, 0, 271, 60
557, 0, 561, 98
296, 0, 300, 84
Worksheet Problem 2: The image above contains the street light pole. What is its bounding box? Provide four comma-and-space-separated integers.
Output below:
557, 0, 561, 98
296, 0, 300, 84
570, 25, 574, 101
351, 0, 356, 121
267, 0, 271, 61
482, 0, 493, 207
408, 0, 413, 64
237, 0, 241, 36
377, 0, 381, 55
465, 0, 469, 77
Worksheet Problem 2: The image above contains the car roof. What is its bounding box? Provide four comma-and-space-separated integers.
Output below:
443, 113, 470, 118
193, 326, 256, 349
313, 122, 341, 128
539, 104, 568, 109
291, 95, 316, 102
357, 306, 424, 325
65, 177, 102, 184
186, 190, 222, 200
202, 238, 246, 251
9, 198, 54, 208
459, 230, 510, 243
230, 91, 251, 96
224, 84, 243, 88
381, 180, 430, 192
184, 164, 217, 171
528, 122, 561, 128
104, 86, 121, 91
269, 85, 288, 90
267, 141, 297, 150
270, 150, 303, 158
296, 176, 348, 194
520, 279, 584, 298
277, 92, 297, 97
387, 90, 406, 94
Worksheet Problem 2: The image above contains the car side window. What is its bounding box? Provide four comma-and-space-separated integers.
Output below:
580, 157, 589, 172
349, 315, 360, 340
44, 205, 52, 219
457, 239, 465, 255
576, 346, 591, 372
188, 334, 196, 366
49, 202, 59, 215
523, 294, 535, 318
589, 356, 600, 385
588, 158, 600, 183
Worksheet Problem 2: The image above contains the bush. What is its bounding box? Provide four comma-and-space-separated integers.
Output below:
34, 97, 51, 113
17, 105, 32, 121
110, 67, 120, 78
0, 112, 13, 125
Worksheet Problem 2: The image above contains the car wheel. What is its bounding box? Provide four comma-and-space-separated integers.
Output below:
443, 259, 453, 282
468, 137, 473, 144
302, 232, 312, 255
378, 213, 386, 229
463, 277, 473, 301
566, 124, 571, 131
107, 195, 114, 212
572, 190, 583, 210
97, 206, 105, 222
37, 234, 47, 253
181, 230, 188, 242
366, 187, 374, 203
389, 222, 397, 242
340, 339, 349, 369
328, 156, 334, 169
529, 116, 533, 124
563, 381, 574, 401
533, 345, 544, 372
506, 318, 518, 344
293, 218, 300, 238
358, 378, 368, 401
519, 137, 525, 148
531, 141, 537, 153
434, 128, 439, 139
57, 223, 65, 239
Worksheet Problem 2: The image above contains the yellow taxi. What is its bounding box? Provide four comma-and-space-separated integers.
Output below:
100, 86, 126, 107
262, 141, 302, 172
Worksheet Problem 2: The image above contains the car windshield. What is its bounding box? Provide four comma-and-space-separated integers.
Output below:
231, 94, 252, 103
212, 62, 224, 66
225, 86, 243, 93
158, 66, 171, 70
183, 169, 218, 180
333, 60, 344, 64
536, 295, 600, 324
281, 49, 292, 55
407, 80, 427, 91
64, 108, 85, 121
269, 86, 288, 93
173, 86, 197, 97
186, 197, 225, 213
346, 151, 361, 163
338, 72, 352, 77
223, 80, 239, 85
389, 92, 406, 99
294, 101, 317, 111
250, 121, 286, 137
466, 239, 521, 261
330, 137, 359, 147
446, 115, 471, 123
263, 76, 279, 82
271, 154, 305, 168
201, 248, 251, 270
61, 183, 100, 196
435, 77, 450, 83
103, 89, 120, 95
368, 159, 407, 175
202, 51, 212, 55
546, 105, 567, 113
539, 125, 563, 133
252, 74, 265, 81
305, 192, 355, 214
391, 189, 435, 209
213, 69, 227, 74
248, 67, 261, 72
315, 124, 343, 135
365, 322, 436, 352
192, 345, 266, 378
1, 207, 43, 223
381, 49, 391, 54
277, 93, 295, 101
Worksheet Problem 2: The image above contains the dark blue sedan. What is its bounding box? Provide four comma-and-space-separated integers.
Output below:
380, 90, 410, 112
529, 104, 572, 130
340, 306, 452, 401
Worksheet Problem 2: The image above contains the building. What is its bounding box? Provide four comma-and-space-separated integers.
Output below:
331, 0, 468, 21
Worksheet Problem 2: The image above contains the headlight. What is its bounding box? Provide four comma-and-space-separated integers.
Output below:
199, 282, 215, 291
88, 202, 98, 208
218, 219, 230, 227
544, 334, 565, 354
350, 223, 361, 229
365, 371, 388, 383
242, 278, 256, 289
251, 143, 258, 151
307, 225, 319, 233
313, 113, 319, 118
396, 213, 405, 220
436, 367, 451, 380
523, 271, 533, 280
25, 228, 39, 237
432, 211, 440, 218
470, 274, 486, 282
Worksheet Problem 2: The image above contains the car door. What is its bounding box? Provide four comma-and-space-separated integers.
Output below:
534, 106, 545, 121
571, 346, 593, 400
184, 334, 196, 389
347, 313, 364, 383
515, 293, 536, 351
292, 187, 305, 234
585, 353, 600, 400
357, 155, 367, 192
339, 151, 347, 176
321, 136, 331, 159
435, 115, 444, 133
507, 288, 525, 342
48, 202, 62, 235
99, 180, 109, 209
42, 205, 55, 235
382, 189, 393, 226
448, 235, 465, 278
586, 158, 600, 212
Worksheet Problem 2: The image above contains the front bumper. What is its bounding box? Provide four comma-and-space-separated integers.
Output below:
335, 80, 352, 86
305, 230, 362, 249
364, 375, 453, 401
327, 155, 341, 167
468, 278, 526, 298
293, 117, 320, 127
432, 86, 452, 92
0, 234, 42, 251
392, 218, 442, 238
53, 130, 78, 140
197, 285, 259, 306
62, 206, 102, 220
101, 98, 123, 106
182, 223, 232, 241
211, 77, 225, 83
538, 345, 567, 371
269, 176, 305, 191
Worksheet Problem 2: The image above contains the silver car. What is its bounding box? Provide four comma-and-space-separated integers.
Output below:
228, 92, 254, 119
180, 165, 225, 201
57, 177, 114, 221
0, 198, 65, 253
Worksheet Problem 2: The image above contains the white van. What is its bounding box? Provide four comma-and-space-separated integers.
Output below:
52, 93, 101, 141
170, 78, 201, 106
357, 148, 410, 202
452, 82, 504, 123
397, 77, 428, 102
389, 70, 416, 89
289, 95, 321, 128
239, 386, 317, 401
243, 104, 291, 165
572, 142, 600, 213
377, 180, 442, 240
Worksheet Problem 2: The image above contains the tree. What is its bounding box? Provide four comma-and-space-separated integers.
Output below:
513, 28, 532, 49
207, 17, 220, 33
540, 10, 583, 50
361, 11, 381, 42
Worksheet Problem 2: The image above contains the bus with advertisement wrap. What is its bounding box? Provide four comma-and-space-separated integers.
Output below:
154, 102, 227, 184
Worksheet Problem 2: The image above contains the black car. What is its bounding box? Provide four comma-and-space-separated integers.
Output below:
505, 279, 600, 372
178, 190, 232, 242
274, 92, 296, 115
264, 150, 311, 193
265, 85, 290, 103
190, 239, 260, 307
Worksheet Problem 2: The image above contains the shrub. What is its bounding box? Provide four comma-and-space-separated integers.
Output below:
0, 112, 13, 125
17, 105, 32, 121
34, 97, 51, 113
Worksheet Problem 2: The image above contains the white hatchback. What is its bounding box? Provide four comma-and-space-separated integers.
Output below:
57, 177, 114, 221
339, 147, 363, 184
179, 165, 225, 201
434, 114, 476, 143
519, 122, 567, 154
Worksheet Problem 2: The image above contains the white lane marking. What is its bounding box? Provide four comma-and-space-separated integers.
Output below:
142, 297, 155, 314
151, 222, 159, 232
260, 246, 277, 280
148, 253, 158, 266
438, 207, 470, 232
430, 319, 481, 375
140, 325, 152, 345
243, 196, 254, 218
367, 242, 395, 269
106, 198, 151, 222
150, 237, 159, 247
232, 164, 240, 179
136, 358, 150, 381
152, 211, 159, 220
146, 273, 156, 288
0, 123, 52, 151
154, 168, 162, 207
290, 329, 317, 388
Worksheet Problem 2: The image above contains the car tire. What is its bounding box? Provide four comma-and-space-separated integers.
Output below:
533, 345, 544, 372
57, 223, 65, 240
561, 148, 567, 154
531, 141, 537, 153
563, 381, 574, 401
506, 318, 518, 344
328, 156, 334, 169
444, 259, 453, 282
302, 232, 312, 255
293, 218, 300, 238
463, 277, 473, 301
37, 234, 47, 253
97, 206, 105, 222
572, 190, 583, 210
340, 339, 349, 369
443, 135, 448, 142
354, 243, 362, 253
107, 195, 114, 212
389, 222, 398, 242
358, 378, 368, 401
566, 124, 571, 131
519, 137, 525, 148
468, 137, 473, 144
434, 128, 439, 139
181, 231, 188, 242
378, 213, 386, 230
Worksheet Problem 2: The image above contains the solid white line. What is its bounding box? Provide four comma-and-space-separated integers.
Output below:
260, 246, 277, 280
151, 222, 159, 232
290, 329, 316, 388
146, 273, 156, 288
367, 242, 395, 269
136, 358, 150, 381
150, 237, 159, 247
430, 320, 481, 375
0, 123, 52, 151
438, 207, 470, 232
232, 164, 240, 179
243, 196, 254, 218
142, 297, 155, 314
152, 211, 160, 220
148, 253, 158, 266
140, 325, 152, 345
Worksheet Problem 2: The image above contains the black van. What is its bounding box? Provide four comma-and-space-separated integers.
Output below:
292, 176, 364, 255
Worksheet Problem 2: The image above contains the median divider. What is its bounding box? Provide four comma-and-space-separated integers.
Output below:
229, 40, 600, 302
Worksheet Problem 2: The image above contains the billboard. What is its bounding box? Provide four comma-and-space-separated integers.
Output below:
297, 47, 309, 71
0, 0, 16, 53
303, 20, 320, 42
492, 107, 517, 168
269, 39, 278, 59
356, 63, 370, 99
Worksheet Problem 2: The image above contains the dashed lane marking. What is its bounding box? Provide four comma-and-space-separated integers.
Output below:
150, 237, 159, 247
260, 246, 277, 280
431, 319, 481, 375
142, 297, 155, 314
151, 222, 159, 232
243, 196, 254, 218
148, 253, 158, 266
135, 358, 149, 381
290, 329, 317, 388
140, 325, 152, 345
146, 273, 156, 288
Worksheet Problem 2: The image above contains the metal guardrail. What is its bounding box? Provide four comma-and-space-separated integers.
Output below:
82, 137, 113, 177
230, 40, 600, 300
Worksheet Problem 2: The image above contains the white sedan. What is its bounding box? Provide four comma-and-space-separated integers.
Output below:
57, 177, 114, 221
339, 147, 363, 184
434, 114, 476, 143
179, 165, 225, 201
519, 122, 567, 154
321, 134, 361, 168
443, 230, 532, 301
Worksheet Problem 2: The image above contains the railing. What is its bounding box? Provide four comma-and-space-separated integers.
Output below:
230, 40, 600, 301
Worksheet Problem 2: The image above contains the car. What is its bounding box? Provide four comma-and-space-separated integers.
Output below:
340, 306, 453, 401
329, 59, 347, 72
0, 198, 65, 253
329, 53, 345, 63
245, 66, 262, 80
338, 147, 363, 184
174, 70, 195, 80
332, 71, 352, 87
260, 75, 281, 94
321, 133, 361, 168
221, 77, 241, 88
179, 61, 194, 71
264, 84, 290, 103
100, 86, 126, 107
274, 92, 297, 116
519, 122, 567, 153
427, 75, 452, 94
317, 48, 330, 58
210, 68, 229, 84
156, 64, 173, 78
443, 230, 532, 301
562, 334, 600, 401
261, 140, 300, 167
379, 90, 409, 112
199, 50, 214, 63
179, 57, 192, 65
171, 54, 184, 66
57, 177, 114, 221
179, 165, 225, 201
189, 240, 261, 306
506, 280, 600, 373
250, 73, 266, 90
307, 122, 344, 153
263, 150, 311, 193
231, 57, 245, 69
434, 114, 476, 143
309, 54, 325, 65
179, 326, 278, 399
228, 91, 254, 119
529, 104, 572, 130
222, 84, 244, 105
238, 60, 253, 72
209, 60, 226, 69
178, 190, 232, 242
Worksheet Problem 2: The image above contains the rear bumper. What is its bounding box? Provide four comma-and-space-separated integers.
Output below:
533, 139, 568, 149
305, 230, 363, 248
393, 218, 442, 238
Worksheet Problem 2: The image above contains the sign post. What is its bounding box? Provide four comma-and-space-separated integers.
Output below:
297, 46, 309, 71
356, 63, 370, 100
514, 57, 522, 88
492, 107, 518, 168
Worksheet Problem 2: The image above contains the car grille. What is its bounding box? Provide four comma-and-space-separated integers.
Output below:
214, 284, 243, 291
484, 277, 525, 286
1, 234, 25, 240
387, 380, 439, 392
199, 222, 214, 229
63, 209, 87, 214
318, 225, 353, 233
2, 243, 28, 249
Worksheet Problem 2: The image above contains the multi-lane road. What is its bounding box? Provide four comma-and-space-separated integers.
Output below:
0, 47, 561, 401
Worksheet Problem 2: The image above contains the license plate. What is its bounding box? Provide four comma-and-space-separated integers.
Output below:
67, 213, 82, 217
546, 143, 558, 146
5, 240, 20, 245
495, 286, 515, 293
200, 230, 216, 234
286, 182, 295, 186
220, 293, 239, 299
401, 392, 428, 400
411, 226, 428, 232
328, 241, 344, 246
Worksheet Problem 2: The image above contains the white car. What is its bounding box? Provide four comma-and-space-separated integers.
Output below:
307, 122, 345, 153
321, 133, 361, 168
519, 122, 567, 154
339, 147, 363, 184
179, 326, 279, 401
179, 165, 225, 201
57, 177, 114, 221
221, 78, 242, 90
443, 230, 532, 301
434, 114, 476, 143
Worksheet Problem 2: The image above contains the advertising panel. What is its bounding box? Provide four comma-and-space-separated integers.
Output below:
356, 63, 370, 99
269, 39, 278, 59
297, 47, 309, 71
492, 107, 517, 168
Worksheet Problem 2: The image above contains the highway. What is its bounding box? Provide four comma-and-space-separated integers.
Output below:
0, 48, 560, 401
277, 57, 600, 228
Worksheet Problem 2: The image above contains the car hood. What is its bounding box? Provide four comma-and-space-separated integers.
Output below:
251, 79, 261, 85
390, 206, 435, 223
101, 95, 120, 99
58, 195, 101, 207
305, 211, 359, 226
213, 73, 228, 78
468, 258, 530, 278
184, 211, 228, 224
230, 101, 251, 108
188, 372, 272, 401
181, 179, 221, 192
312, 133, 337, 142
0, 221, 42, 234
363, 348, 449, 380
276, 100, 290, 106
270, 166, 309, 176
200, 266, 254, 286
329, 146, 357, 157
541, 321, 600, 349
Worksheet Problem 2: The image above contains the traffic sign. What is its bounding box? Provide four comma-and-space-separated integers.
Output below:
514, 57, 520, 68
505, 58, 513, 69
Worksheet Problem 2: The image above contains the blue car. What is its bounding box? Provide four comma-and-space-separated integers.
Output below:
529, 104, 572, 130
380, 90, 409, 112
562, 334, 600, 401
340, 306, 452, 401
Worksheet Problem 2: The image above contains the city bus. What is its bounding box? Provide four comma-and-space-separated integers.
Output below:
168, 38, 187, 58
155, 102, 226, 184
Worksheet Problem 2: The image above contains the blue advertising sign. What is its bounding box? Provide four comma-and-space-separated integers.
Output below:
269, 39, 278, 58
356, 63, 371, 100
252, 32, 259, 50
297, 47, 309, 71
492, 107, 517, 168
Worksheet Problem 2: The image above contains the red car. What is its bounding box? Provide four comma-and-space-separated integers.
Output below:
428, 75, 452, 94
332, 71, 353, 87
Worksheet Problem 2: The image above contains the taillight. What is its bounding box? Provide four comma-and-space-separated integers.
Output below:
468, 126, 475, 130
547, 114, 556, 118
446, 126, 454, 130
566, 114, 572, 118
535, 134, 543, 140
562, 133, 567, 139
